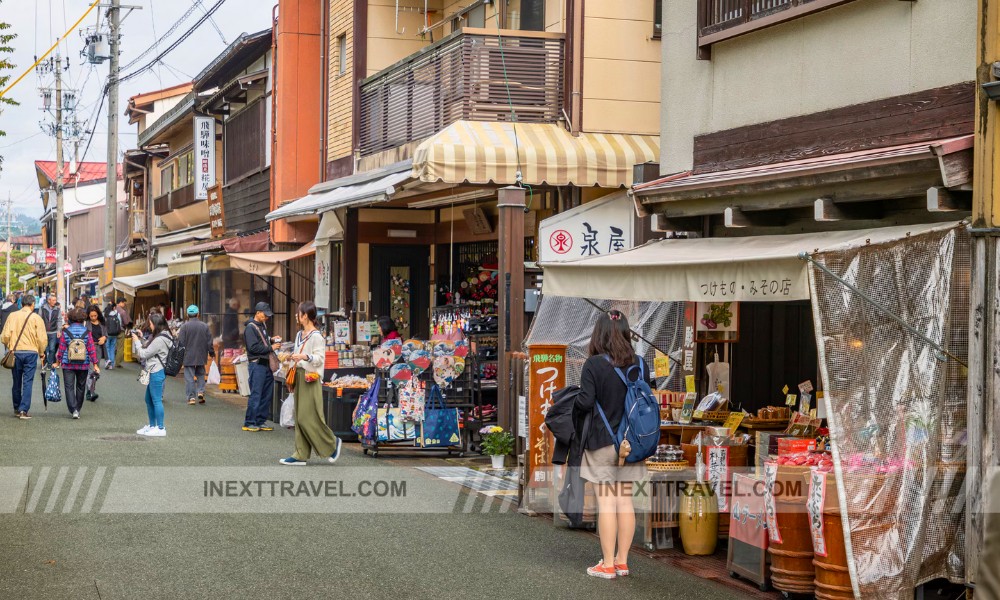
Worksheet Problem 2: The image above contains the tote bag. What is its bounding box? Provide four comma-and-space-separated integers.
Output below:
419, 384, 461, 448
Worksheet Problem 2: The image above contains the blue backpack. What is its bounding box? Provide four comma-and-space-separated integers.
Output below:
595, 357, 660, 464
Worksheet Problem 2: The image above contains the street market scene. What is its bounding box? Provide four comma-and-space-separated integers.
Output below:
0, 0, 999, 598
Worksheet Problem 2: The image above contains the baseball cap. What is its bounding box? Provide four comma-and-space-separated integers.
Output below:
254, 302, 274, 317
187, 305, 199, 316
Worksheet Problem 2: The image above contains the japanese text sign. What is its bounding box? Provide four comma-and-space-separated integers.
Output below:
527, 344, 565, 488
538, 193, 634, 262
194, 116, 217, 200
730, 473, 768, 548
207, 184, 225, 238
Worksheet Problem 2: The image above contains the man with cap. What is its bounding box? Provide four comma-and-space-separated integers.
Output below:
177, 304, 214, 405
243, 302, 280, 431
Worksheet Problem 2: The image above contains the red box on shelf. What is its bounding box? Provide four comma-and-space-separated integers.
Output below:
777, 437, 816, 456
324, 351, 339, 369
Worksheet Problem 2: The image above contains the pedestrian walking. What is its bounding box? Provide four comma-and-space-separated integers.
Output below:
132, 312, 172, 437
1, 294, 48, 419
178, 304, 213, 405
114, 298, 132, 367
55, 308, 100, 419
575, 310, 648, 580
39, 294, 62, 366
103, 299, 123, 369
85, 306, 107, 402
0, 294, 16, 354
279, 301, 342, 466
242, 302, 280, 432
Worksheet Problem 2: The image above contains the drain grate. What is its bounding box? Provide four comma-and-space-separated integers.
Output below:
97, 435, 148, 442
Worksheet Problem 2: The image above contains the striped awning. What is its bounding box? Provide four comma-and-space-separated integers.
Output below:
411, 121, 659, 188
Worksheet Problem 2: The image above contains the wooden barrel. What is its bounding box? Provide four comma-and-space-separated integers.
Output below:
812, 475, 853, 599
769, 494, 816, 595
678, 482, 718, 556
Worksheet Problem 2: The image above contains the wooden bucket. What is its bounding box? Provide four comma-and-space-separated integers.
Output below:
769, 467, 815, 595
812, 474, 853, 599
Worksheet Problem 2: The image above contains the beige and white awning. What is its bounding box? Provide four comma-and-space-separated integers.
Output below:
228, 244, 315, 277
412, 120, 659, 188
541, 222, 963, 303
112, 267, 171, 297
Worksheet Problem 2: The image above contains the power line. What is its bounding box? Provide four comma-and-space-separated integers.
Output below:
119, 1, 205, 72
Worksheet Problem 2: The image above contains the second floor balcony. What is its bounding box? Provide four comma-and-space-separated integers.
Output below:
152, 182, 196, 216
359, 28, 565, 156
697, 0, 855, 57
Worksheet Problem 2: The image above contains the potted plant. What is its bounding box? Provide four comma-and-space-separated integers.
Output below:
480, 426, 514, 469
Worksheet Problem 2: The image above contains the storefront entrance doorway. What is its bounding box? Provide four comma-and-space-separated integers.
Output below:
370, 245, 430, 339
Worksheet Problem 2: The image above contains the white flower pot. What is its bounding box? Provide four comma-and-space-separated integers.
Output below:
490, 455, 505, 469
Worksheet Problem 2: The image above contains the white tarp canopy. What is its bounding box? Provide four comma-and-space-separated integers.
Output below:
540, 221, 962, 303
112, 267, 171, 297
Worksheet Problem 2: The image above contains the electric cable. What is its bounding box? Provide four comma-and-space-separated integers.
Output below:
118, 0, 228, 82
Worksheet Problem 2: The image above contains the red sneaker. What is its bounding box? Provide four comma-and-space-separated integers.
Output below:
586, 561, 616, 579
614, 563, 629, 576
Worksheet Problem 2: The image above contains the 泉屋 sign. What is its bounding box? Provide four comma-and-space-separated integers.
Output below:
194, 116, 217, 200
526, 344, 566, 488
538, 192, 634, 262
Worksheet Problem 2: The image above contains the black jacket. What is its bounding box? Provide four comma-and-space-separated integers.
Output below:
545, 384, 594, 529
575, 354, 648, 451
244, 320, 272, 364
178, 318, 213, 367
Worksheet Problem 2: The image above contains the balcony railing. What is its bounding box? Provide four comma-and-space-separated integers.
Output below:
131, 209, 146, 240
359, 28, 565, 156
697, 0, 856, 57
152, 182, 197, 216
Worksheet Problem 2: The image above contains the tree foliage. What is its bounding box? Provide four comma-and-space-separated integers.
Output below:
0, 0, 18, 172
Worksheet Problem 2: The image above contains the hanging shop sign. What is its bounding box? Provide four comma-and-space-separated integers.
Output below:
538, 192, 634, 262
45, 248, 57, 264
695, 301, 740, 343
194, 116, 217, 200
315, 242, 332, 309
207, 184, 225, 238
526, 344, 566, 488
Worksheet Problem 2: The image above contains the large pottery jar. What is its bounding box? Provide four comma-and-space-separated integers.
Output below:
679, 481, 718, 555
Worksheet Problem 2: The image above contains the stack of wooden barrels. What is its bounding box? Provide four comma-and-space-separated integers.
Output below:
768, 465, 815, 595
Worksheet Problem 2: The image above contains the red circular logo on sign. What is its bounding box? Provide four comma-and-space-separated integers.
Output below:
549, 230, 573, 255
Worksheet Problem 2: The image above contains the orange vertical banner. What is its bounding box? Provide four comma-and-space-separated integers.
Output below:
526, 344, 566, 488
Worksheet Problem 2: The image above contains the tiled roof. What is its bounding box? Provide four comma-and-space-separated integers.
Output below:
34, 161, 123, 186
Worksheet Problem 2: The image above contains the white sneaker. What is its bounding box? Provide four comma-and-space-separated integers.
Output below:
146, 427, 166, 437
136, 425, 152, 435
71, 411, 80, 419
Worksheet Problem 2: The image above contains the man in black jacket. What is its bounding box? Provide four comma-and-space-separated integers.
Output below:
178, 305, 213, 405
38, 294, 62, 366
242, 302, 280, 432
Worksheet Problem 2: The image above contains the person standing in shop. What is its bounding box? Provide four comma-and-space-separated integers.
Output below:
131, 312, 172, 437
242, 302, 280, 432
222, 297, 241, 349
56, 308, 100, 419
279, 301, 342, 466
1, 294, 48, 419
377, 316, 401, 341
39, 293, 62, 366
84, 305, 107, 402
575, 310, 648, 580
178, 304, 213, 405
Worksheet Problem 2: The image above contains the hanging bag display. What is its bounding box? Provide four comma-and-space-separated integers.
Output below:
352, 377, 381, 441
419, 384, 461, 448
398, 377, 425, 421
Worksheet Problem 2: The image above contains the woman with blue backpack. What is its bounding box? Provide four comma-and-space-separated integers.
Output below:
576, 310, 653, 580
55, 308, 100, 420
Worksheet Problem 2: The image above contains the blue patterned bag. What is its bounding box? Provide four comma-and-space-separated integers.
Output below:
44, 370, 61, 403
351, 377, 380, 441
419, 384, 461, 448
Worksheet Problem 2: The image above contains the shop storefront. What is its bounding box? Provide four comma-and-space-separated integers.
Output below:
530, 221, 968, 598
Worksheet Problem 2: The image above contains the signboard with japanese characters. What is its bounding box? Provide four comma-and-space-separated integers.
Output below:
538, 192, 634, 263
807, 470, 829, 557
729, 473, 768, 547
707, 446, 730, 512
207, 184, 225, 238
763, 461, 782, 544
315, 243, 332, 309
526, 344, 566, 488
194, 116, 217, 200
45, 248, 57, 264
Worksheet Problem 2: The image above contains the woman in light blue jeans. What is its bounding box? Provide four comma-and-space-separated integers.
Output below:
132, 313, 172, 437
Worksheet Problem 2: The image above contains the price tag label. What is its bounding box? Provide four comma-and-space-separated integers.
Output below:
723, 412, 745, 435
798, 380, 814, 394
800, 392, 812, 413
782, 384, 790, 396
654, 350, 671, 379
685, 375, 696, 393
785, 393, 798, 406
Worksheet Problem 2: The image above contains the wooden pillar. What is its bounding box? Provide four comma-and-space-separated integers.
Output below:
969, 0, 1000, 585
497, 186, 526, 432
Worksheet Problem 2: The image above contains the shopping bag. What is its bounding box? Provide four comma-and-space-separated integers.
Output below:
44, 370, 61, 403
377, 405, 416, 441
207, 360, 221, 385
352, 378, 380, 441
280, 393, 295, 428
419, 384, 461, 448
398, 377, 425, 421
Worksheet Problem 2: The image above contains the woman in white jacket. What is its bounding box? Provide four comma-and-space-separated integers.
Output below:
279, 301, 342, 465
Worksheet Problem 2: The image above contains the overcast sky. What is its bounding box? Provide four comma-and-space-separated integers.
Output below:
0, 0, 272, 218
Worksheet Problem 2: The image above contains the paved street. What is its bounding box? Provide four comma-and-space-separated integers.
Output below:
0, 363, 741, 600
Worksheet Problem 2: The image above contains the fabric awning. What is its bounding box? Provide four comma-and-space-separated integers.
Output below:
18, 273, 36, 283
540, 222, 963, 303
228, 244, 315, 277
151, 226, 212, 248
79, 256, 103, 270
112, 267, 171, 297
411, 121, 659, 187
167, 255, 203, 277
313, 211, 344, 246
266, 161, 413, 222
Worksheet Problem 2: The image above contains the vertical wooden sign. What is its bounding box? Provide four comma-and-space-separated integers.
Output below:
526, 344, 566, 489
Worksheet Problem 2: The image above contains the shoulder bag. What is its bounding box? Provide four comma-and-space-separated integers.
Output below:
285, 330, 319, 391
2, 313, 34, 369
251, 321, 281, 373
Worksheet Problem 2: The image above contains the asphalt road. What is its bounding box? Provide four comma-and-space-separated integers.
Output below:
0, 363, 742, 600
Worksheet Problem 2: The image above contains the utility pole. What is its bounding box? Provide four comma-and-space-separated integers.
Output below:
104, 0, 121, 293
5, 193, 11, 297
55, 57, 67, 307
